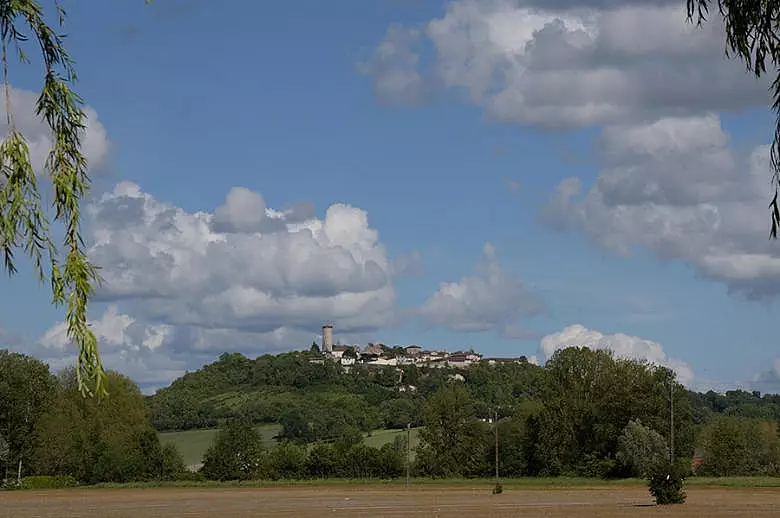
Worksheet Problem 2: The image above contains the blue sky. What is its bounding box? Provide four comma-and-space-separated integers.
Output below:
1, 0, 779, 392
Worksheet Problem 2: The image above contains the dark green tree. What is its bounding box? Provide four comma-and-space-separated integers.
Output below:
32, 368, 167, 483
0, 351, 55, 480
697, 416, 780, 476
0, 431, 8, 478
201, 419, 264, 481
277, 407, 313, 444
530, 348, 692, 477
266, 441, 306, 480
306, 442, 337, 479
160, 443, 186, 480
416, 383, 488, 477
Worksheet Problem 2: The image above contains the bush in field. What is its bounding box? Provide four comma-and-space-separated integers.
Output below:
266, 441, 307, 480
160, 443, 187, 480
20, 475, 78, 489
647, 460, 687, 505
305, 442, 338, 479
201, 419, 264, 481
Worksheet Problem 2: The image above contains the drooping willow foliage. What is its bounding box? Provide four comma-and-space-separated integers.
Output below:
0, 0, 104, 397
687, 0, 780, 238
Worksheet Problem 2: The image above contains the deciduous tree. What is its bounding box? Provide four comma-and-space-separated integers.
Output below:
416, 383, 488, 477
31, 368, 166, 483
0, 350, 55, 479
616, 419, 669, 478
201, 419, 264, 481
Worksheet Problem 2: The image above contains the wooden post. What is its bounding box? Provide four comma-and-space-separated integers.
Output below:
406, 423, 411, 489
494, 409, 499, 486
670, 381, 675, 466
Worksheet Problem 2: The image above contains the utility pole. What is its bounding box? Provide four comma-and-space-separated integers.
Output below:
494, 409, 499, 486
669, 380, 675, 466
406, 422, 411, 489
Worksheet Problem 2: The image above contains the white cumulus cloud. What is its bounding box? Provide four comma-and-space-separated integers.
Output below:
0, 181, 422, 391
419, 242, 544, 338
543, 114, 780, 298
366, 1, 767, 128
750, 358, 780, 394
539, 324, 695, 386
86, 182, 400, 334
0, 86, 110, 174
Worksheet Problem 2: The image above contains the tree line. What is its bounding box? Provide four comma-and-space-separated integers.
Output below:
0, 351, 185, 486
3, 346, 780, 488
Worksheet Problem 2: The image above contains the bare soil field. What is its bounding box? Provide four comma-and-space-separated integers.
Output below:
1, 485, 779, 517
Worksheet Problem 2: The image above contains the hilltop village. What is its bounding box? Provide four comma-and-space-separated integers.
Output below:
312, 324, 527, 368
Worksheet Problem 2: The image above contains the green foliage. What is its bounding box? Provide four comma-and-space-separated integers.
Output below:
0, 1, 104, 396
528, 348, 692, 477
160, 443, 186, 480
30, 369, 168, 484
0, 351, 55, 478
147, 351, 548, 433
266, 441, 306, 479
196, 438, 405, 482
201, 420, 264, 481
492, 482, 503, 494
493, 414, 532, 477
20, 475, 77, 489
306, 442, 338, 479
158, 424, 281, 467
690, 390, 780, 423
696, 416, 780, 476
616, 420, 669, 478
647, 460, 687, 505
0, 432, 7, 463
415, 384, 489, 477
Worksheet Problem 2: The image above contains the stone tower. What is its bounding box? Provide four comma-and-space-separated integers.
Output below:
322, 324, 333, 354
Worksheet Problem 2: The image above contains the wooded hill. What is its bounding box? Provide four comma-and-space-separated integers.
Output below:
148, 348, 780, 436
4, 346, 780, 485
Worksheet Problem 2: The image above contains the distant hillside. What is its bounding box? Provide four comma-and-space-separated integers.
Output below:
147, 349, 780, 436
147, 350, 544, 433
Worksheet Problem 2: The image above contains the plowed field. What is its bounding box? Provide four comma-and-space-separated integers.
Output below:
2, 485, 779, 517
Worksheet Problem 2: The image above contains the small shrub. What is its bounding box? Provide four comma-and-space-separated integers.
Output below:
1, 478, 21, 491
647, 461, 686, 505
20, 475, 78, 490
580, 454, 617, 479
174, 470, 206, 482
492, 482, 503, 494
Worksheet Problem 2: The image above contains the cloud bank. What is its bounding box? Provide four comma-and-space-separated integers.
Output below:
538, 324, 695, 386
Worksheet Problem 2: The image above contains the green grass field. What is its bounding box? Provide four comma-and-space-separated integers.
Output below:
159, 424, 281, 466
159, 426, 421, 467
363, 427, 420, 450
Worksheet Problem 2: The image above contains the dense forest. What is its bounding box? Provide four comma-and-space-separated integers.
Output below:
3, 346, 780, 487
